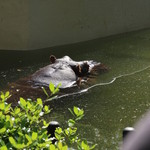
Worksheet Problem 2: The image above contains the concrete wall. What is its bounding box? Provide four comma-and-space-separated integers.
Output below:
0, 1, 29, 50
0, 0, 150, 50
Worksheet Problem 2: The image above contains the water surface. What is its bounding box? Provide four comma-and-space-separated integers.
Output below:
0, 29, 150, 149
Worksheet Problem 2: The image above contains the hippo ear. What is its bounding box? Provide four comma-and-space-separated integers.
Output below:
50, 55, 56, 63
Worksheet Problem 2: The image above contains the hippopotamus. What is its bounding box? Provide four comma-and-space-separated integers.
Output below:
31, 55, 107, 88
6, 55, 108, 105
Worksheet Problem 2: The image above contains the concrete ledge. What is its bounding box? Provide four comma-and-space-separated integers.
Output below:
0, 0, 150, 50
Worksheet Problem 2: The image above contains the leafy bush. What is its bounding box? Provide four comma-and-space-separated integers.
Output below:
0, 84, 96, 149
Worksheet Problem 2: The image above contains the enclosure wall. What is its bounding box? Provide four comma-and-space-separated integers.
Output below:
0, 0, 150, 50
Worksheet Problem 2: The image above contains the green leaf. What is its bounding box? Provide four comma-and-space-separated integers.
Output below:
0, 127, 6, 134
25, 134, 32, 142
75, 114, 84, 121
73, 106, 84, 118
54, 83, 61, 94
0, 92, 5, 100
62, 145, 68, 150
0, 139, 5, 147
69, 127, 77, 135
38, 130, 47, 140
73, 106, 79, 116
55, 128, 63, 140
57, 83, 62, 88
5, 91, 10, 98
5, 121, 10, 128
37, 98, 43, 106
49, 82, 55, 93
20, 97, 26, 107
16, 144, 26, 149
44, 105, 48, 111
55, 127, 62, 134
42, 120, 49, 128
32, 132, 37, 141
81, 141, 89, 150
68, 119, 75, 127
58, 141, 63, 149
64, 129, 69, 136
14, 108, 20, 115
18, 131, 24, 136
9, 137, 16, 146
44, 105, 51, 114
9, 139, 26, 150
53, 88, 59, 94
42, 87, 49, 97
4, 103, 11, 113
0, 146, 7, 150
50, 144, 56, 150
0, 103, 5, 111
27, 101, 32, 109
44, 105, 50, 114
0, 111, 2, 116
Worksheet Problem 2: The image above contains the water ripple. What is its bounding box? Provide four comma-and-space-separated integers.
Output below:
45, 65, 150, 101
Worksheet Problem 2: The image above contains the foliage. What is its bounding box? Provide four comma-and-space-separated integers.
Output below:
56, 106, 97, 150
0, 83, 96, 149
42, 82, 61, 101
0, 91, 52, 149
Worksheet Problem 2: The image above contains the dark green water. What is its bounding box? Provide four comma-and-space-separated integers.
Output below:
0, 29, 150, 149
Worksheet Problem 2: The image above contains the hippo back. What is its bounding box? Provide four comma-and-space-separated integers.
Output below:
31, 62, 77, 88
